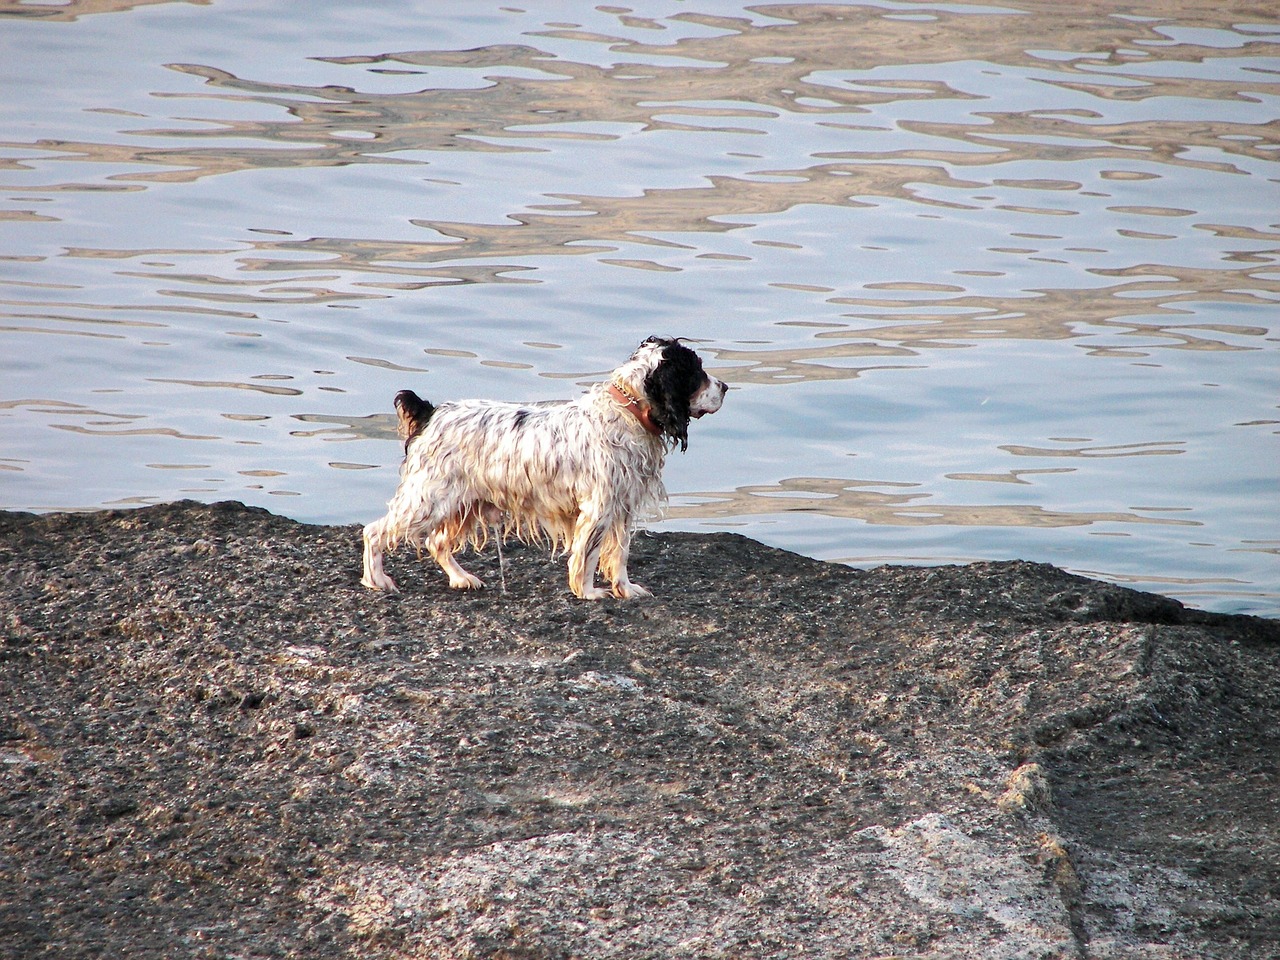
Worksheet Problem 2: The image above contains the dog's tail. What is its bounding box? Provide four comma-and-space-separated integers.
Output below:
394, 389, 435, 449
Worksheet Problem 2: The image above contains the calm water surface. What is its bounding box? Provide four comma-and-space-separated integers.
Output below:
2, 0, 1277, 615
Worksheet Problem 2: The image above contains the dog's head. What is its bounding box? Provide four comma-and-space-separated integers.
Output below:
615, 336, 727, 451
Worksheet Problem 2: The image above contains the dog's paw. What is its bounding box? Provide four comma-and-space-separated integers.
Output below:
362, 573, 399, 592
613, 581, 652, 599
449, 572, 485, 591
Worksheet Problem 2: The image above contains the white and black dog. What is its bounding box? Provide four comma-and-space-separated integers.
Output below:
361, 337, 727, 599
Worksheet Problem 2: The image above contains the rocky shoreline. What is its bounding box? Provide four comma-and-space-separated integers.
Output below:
2, 500, 1277, 958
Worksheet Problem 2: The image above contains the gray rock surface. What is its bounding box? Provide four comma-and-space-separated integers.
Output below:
2, 500, 1276, 958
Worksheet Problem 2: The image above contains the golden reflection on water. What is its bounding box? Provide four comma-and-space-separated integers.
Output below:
668, 475, 1200, 529
4, 0, 1274, 354
0, 0, 196, 22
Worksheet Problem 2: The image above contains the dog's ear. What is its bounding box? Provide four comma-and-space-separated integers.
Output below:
643, 341, 704, 452
394, 390, 435, 449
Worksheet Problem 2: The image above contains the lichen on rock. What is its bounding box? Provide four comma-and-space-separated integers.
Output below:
2, 501, 1276, 958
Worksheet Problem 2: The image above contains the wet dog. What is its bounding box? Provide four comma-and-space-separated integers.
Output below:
361, 337, 727, 599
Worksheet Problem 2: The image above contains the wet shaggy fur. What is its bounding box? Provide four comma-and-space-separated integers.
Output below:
361, 337, 727, 599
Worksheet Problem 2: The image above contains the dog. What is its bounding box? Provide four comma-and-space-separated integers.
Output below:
361, 337, 727, 599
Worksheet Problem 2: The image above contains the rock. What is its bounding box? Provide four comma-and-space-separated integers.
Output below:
996, 762, 1052, 816
1, 500, 1276, 959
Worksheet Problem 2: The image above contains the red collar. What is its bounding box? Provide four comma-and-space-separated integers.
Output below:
608, 381, 663, 437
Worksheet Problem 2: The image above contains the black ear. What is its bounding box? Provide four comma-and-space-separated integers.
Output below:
643, 341, 704, 452
394, 389, 435, 451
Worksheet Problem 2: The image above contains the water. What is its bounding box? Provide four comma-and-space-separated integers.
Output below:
2, 0, 1277, 616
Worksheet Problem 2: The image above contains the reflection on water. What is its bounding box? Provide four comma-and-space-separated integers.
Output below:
1, 0, 1276, 614
669, 475, 1201, 529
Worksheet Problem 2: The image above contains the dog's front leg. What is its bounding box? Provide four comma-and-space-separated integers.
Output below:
361, 518, 399, 592
427, 524, 484, 591
601, 527, 651, 599
567, 508, 611, 600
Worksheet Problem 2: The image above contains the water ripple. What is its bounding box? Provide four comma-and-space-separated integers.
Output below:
1, 0, 1276, 614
